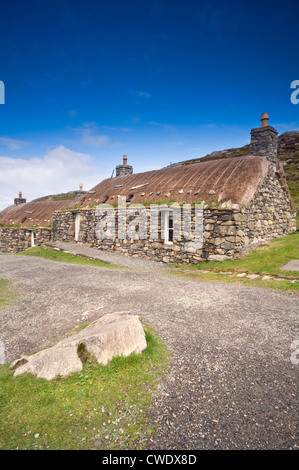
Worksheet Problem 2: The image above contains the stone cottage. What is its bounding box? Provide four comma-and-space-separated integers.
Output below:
0, 114, 296, 261
0, 197, 75, 253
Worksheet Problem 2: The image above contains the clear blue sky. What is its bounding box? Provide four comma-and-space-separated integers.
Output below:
0, 0, 298, 208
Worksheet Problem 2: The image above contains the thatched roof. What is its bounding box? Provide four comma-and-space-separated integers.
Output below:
77, 155, 270, 208
0, 199, 75, 226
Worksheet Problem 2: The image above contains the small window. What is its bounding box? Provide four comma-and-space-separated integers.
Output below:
168, 213, 174, 242
162, 210, 174, 245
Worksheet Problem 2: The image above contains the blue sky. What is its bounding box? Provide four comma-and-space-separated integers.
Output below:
0, 0, 298, 209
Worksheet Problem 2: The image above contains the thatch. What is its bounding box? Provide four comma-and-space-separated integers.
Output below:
77, 156, 270, 207
0, 199, 75, 226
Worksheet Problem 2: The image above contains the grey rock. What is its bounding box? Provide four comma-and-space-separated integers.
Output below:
10, 312, 147, 380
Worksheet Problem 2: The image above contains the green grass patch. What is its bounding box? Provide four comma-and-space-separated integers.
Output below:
172, 269, 298, 293
188, 232, 299, 278
171, 232, 299, 293
17, 247, 121, 269
0, 278, 20, 310
0, 326, 170, 450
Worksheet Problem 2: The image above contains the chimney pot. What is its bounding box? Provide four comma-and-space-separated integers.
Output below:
261, 112, 269, 127
123, 155, 127, 165
79, 183, 83, 191
19, 191, 22, 198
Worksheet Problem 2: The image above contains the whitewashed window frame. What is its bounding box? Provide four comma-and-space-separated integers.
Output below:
161, 209, 174, 245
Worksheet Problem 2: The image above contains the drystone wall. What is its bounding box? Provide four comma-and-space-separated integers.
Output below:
0, 228, 51, 253
51, 211, 76, 241
242, 163, 296, 243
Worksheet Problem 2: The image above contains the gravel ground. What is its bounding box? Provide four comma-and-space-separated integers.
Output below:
0, 251, 298, 450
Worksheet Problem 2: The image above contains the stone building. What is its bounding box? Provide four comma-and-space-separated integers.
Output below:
0, 199, 75, 253
0, 114, 296, 261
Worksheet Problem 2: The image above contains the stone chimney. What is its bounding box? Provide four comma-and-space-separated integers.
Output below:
75, 183, 87, 201
115, 155, 133, 177
14, 192, 26, 206
250, 113, 278, 163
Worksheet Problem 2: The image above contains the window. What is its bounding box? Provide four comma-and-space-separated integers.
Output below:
162, 210, 174, 245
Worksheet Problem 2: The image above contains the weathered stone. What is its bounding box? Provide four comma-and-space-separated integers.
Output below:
10, 313, 147, 380
208, 254, 230, 261
280, 260, 299, 271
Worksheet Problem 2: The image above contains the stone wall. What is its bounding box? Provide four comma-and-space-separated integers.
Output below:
242, 163, 296, 242
53, 206, 207, 263
51, 211, 76, 241
0, 228, 51, 253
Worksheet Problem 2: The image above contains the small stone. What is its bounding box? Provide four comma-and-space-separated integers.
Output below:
246, 274, 260, 279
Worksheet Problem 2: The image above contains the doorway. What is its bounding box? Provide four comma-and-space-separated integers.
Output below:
75, 213, 81, 241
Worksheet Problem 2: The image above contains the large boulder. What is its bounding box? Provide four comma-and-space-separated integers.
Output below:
9, 312, 147, 380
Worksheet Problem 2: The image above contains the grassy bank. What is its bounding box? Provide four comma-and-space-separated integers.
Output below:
0, 326, 170, 450
17, 247, 121, 269
172, 232, 299, 293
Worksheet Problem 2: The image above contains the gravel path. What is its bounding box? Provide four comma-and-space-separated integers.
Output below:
0, 252, 298, 450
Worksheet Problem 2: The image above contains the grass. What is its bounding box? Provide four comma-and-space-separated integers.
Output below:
171, 232, 299, 293
33, 192, 77, 202
0, 278, 20, 310
16, 247, 121, 269
173, 269, 298, 293
0, 326, 170, 450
